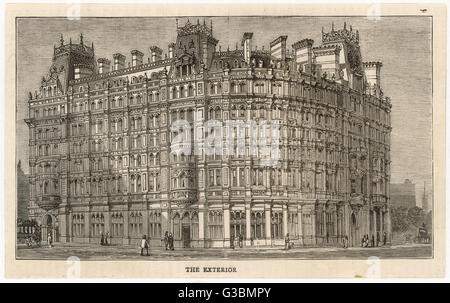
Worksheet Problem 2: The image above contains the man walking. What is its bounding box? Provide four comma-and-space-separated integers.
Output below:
285, 233, 290, 250
168, 232, 174, 250
230, 234, 235, 249
47, 232, 53, 248
140, 235, 149, 256
164, 231, 169, 250
105, 231, 110, 246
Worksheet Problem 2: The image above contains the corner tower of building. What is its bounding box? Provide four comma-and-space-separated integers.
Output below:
172, 19, 218, 76
51, 33, 96, 92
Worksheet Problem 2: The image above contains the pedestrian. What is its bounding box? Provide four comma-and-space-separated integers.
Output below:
238, 233, 243, 248
371, 234, 375, 247
47, 232, 53, 248
140, 235, 149, 256
361, 235, 365, 247
343, 235, 349, 248
285, 233, 290, 250
100, 232, 105, 246
168, 232, 174, 250
164, 231, 169, 250
376, 232, 380, 247
230, 234, 235, 249
105, 231, 110, 246
383, 232, 387, 246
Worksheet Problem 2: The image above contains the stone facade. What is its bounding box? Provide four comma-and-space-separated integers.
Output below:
25, 20, 391, 248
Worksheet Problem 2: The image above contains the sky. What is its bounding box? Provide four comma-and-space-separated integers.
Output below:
15, 16, 432, 209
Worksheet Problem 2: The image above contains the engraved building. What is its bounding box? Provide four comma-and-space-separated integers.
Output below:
25, 20, 392, 248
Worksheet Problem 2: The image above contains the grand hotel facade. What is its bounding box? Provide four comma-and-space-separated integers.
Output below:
25, 20, 392, 248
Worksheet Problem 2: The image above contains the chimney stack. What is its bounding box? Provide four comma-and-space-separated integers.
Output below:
113, 53, 126, 70
292, 39, 314, 73
131, 50, 144, 67
97, 58, 111, 74
241, 32, 253, 64
150, 46, 163, 63
363, 62, 382, 89
270, 36, 288, 61
168, 43, 175, 59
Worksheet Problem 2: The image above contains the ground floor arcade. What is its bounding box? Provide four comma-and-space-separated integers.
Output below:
31, 201, 391, 248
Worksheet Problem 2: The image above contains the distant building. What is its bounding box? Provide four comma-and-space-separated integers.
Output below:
390, 179, 416, 209
422, 182, 428, 213
17, 161, 30, 220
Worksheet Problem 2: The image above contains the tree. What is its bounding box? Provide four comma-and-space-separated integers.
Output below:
390, 206, 409, 232
407, 206, 425, 229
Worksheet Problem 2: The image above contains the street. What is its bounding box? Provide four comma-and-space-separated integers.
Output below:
16, 243, 432, 260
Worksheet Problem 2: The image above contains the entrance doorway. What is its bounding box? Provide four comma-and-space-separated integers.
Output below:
182, 224, 190, 248
42, 214, 55, 242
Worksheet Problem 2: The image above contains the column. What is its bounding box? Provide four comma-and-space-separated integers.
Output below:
245, 205, 251, 245
84, 211, 90, 244
198, 209, 205, 248
104, 211, 111, 238
386, 208, 392, 243
265, 207, 271, 245
161, 208, 169, 235
344, 205, 350, 244
372, 207, 378, 246
311, 207, 316, 245
323, 207, 327, 243
68, 211, 73, 242
366, 208, 371, 240
282, 204, 288, 238
224, 206, 230, 247
297, 205, 303, 245
59, 210, 68, 243
142, 208, 149, 240
123, 210, 129, 245
333, 206, 338, 244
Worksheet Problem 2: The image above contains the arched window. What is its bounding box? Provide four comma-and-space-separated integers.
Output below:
172, 87, 177, 99
271, 212, 283, 239
239, 82, 246, 93
180, 86, 185, 98
251, 212, 265, 240
208, 211, 223, 239
215, 107, 221, 120
230, 82, 236, 93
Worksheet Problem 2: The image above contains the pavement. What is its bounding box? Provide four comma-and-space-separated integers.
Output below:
16, 242, 432, 260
